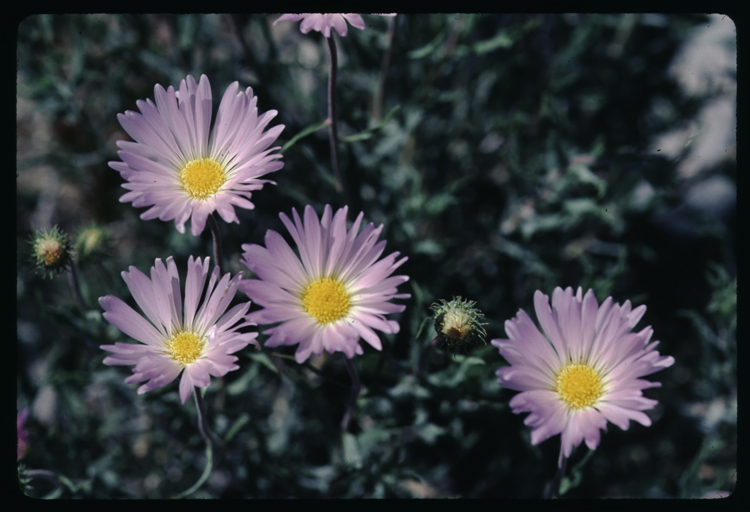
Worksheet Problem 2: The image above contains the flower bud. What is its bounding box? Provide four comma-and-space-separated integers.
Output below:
75, 223, 111, 264
431, 296, 487, 349
30, 226, 74, 278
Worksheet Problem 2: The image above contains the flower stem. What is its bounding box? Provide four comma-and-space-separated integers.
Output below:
171, 388, 217, 499
414, 335, 440, 375
207, 214, 223, 275
340, 355, 361, 432
68, 264, 87, 310
326, 34, 348, 206
372, 15, 397, 122
545, 455, 568, 499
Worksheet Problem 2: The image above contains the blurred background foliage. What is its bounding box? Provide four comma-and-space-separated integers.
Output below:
17, 13, 735, 498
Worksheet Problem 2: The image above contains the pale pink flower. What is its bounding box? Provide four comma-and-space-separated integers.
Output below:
239, 204, 409, 363
100, 256, 257, 404
274, 13, 396, 38
492, 287, 674, 465
110, 75, 284, 236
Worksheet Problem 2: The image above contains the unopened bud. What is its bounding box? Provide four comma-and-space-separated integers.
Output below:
75, 223, 111, 264
30, 225, 74, 278
431, 296, 487, 349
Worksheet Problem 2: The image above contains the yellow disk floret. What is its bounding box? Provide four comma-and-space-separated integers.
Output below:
167, 331, 204, 365
555, 363, 604, 410
302, 277, 351, 324
179, 158, 226, 199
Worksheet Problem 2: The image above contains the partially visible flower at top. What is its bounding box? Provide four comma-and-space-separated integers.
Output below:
29, 225, 74, 278
274, 13, 396, 38
99, 256, 257, 404
75, 223, 112, 264
110, 74, 284, 236
492, 287, 674, 466
239, 204, 410, 363
431, 296, 487, 349
17, 404, 29, 459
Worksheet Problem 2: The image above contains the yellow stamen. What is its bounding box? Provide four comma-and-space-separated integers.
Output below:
167, 331, 204, 365
555, 363, 604, 410
301, 277, 351, 324
179, 158, 226, 199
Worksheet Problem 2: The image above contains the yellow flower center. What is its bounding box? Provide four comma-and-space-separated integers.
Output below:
301, 277, 351, 324
554, 364, 604, 410
167, 331, 204, 365
179, 158, 226, 199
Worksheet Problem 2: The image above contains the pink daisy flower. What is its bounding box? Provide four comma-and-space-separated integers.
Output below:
110, 74, 284, 236
492, 287, 674, 465
274, 13, 396, 38
99, 256, 258, 404
239, 204, 409, 363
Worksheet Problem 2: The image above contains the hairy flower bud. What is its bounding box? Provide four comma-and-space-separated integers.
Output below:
30, 226, 74, 278
431, 296, 487, 349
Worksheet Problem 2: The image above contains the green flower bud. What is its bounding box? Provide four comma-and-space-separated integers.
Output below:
431, 296, 487, 349
75, 223, 111, 264
29, 225, 74, 278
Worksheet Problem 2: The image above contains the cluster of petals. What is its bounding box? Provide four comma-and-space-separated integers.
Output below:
492, 287, 674, 465
100, 256, 258, 404
239, 204, 410, 363
274, 13, 396, 38
109, 74, 284, 236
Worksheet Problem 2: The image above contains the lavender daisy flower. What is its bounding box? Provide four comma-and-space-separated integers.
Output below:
274, 13, 396, 38
110, 75, 284, 236
239, 204, 409, 363
100, 256, 258, 404
492, 287, 674, 466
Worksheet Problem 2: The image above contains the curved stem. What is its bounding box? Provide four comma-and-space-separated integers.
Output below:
171, 442, 213, 499
340, 355, 361, 433
545, 455, 568, 499
171, 388, 217, 499
326, 34, 348, 206
207, 214, 223, 275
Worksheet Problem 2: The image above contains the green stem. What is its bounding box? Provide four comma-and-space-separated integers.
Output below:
171, 388, 217, 499
326, 34, 348, 206
340, 355, 361, 432
372, 15, 397, 122
545, 455, 568, 499
68, 263, 87, 310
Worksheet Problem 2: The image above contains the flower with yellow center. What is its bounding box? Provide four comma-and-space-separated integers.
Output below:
240, 204, 410, 363
492, 287, 674, 466
100, 256, 258, 404
110, 74, 284, 236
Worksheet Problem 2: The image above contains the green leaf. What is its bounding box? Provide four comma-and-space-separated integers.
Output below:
341, 106, 401, 143
248, 351, 279, 374
280, 119, 330, 153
